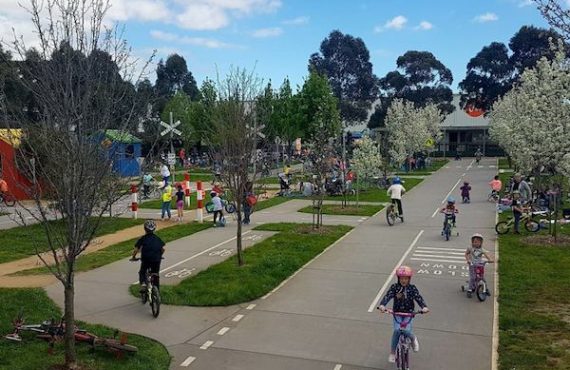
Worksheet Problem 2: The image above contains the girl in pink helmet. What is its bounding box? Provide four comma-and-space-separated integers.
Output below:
377, 265, 429, 363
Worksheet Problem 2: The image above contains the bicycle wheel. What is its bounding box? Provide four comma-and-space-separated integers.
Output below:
495, 221, 510, 235
524, 219, 540, 233
3, 194, 16, 207
150, 286, 160, 318
386, 206, 395, 226
444, 225, 451, 241
225, 202, 236, 214
476, 281, 487, 302
141, 289, 148, 304
103, 339, 139, 353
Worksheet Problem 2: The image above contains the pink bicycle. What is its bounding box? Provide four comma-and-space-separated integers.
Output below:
381, 309, 425, 370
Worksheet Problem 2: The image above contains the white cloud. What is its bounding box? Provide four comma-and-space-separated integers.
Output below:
473, 12, 499, 23
251, 27, 283, 38
282, 16, 310, 26
150, 30, 239, 48
415, 21, 433, 31
385, 15, 408, 30
375, 15, 407, 32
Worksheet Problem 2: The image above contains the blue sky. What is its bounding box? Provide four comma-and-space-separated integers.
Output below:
0, 0, 552, 91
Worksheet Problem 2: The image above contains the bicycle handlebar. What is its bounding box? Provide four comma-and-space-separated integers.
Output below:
378, 308, 426, 317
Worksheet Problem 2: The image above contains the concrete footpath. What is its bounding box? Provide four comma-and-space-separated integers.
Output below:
43, 159, 499, 370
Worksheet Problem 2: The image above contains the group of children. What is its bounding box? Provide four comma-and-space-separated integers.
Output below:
379, 176, 499, 364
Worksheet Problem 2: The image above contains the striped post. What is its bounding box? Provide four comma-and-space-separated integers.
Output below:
131, 184, 138, 219
196, 181, 203, 223
184, 172, 191, 208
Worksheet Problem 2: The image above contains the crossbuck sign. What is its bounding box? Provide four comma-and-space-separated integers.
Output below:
160, 119, 181, 137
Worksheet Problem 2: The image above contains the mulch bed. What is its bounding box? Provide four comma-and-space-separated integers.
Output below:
521, 234, 570, 247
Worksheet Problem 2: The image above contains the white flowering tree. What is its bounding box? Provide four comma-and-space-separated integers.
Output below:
385, 99, 443, 168
490, 45, 570, 177
352, 135, 382, 188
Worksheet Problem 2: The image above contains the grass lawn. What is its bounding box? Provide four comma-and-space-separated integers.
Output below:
0, 288, 170, 370
254, 196, 294, 211
322, 177, 423, 202
498, 233, 570, 369
131, 223, 352, 306
0, 218, 144, 265
298, 204, 384, 217
15, 222, 212, 276
394, 159, 449, 175
498, 158, 512, 170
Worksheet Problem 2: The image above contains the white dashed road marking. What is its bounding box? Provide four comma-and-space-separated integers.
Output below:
232, 314, 244, 322
246, 304, 256, 310
334, 365, 343, 370
180, 356, 196, 367
217, 327, 230, 336
200, 341, 214, 350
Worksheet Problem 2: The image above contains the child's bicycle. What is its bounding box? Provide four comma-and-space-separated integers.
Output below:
380, 309, 425, 370
461, 195, 470, 204
461, 260, 493, 302
494, 208, 544, 234
129, 258, 161, 318
488, 190, 500, 203
0, 192, 16, 207
386, 203, 403, 226
442, 211, 458, 241
5, 310, 138, 355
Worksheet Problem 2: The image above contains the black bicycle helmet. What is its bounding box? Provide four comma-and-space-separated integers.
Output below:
144, 219, 157, 233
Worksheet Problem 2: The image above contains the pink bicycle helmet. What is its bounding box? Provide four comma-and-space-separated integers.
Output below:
396, 265, 413, 278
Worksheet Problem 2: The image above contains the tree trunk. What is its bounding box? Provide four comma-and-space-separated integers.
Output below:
64, 281, 77, 369
236, 202, 244, 266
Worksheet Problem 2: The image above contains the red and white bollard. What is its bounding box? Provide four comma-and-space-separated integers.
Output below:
184, 172, 191, 208
196, 181, 203, 223
131, 184, 138, 219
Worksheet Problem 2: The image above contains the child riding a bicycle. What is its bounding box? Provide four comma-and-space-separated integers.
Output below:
489, 175, 502, 197
132, 220, 165, 292
465, 233, 494, 297
441, 197, 458, 228
378, 266, 429, 363
387, 177, 405, 221
460, 181, 471, 203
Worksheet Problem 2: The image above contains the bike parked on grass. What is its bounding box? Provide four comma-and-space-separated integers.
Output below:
494, 208, 545, 234
381, 309, 425, 370
130, 257, 161, 318
5, 310, 138, 355
461, 260, 493, 302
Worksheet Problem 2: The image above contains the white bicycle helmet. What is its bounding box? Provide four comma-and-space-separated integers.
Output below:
144, 219, 157, 233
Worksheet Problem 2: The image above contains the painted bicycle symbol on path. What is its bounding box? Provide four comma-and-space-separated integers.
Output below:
209, 249, 233, 257
164, 268, 196, 278
243, 234, 262, 242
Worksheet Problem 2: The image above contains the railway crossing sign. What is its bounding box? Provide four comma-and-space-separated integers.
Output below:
160, 119, 181, 137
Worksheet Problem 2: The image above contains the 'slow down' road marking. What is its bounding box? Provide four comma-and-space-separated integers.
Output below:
180, 356, 196, 367
200, 341, 214, 350
411, 257, 465, 264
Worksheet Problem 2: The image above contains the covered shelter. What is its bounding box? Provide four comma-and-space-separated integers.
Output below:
0, 129, 36, 200
101, 130, 142, 177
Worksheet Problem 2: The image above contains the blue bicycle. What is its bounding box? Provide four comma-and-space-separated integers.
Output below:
442, 211, 458, 241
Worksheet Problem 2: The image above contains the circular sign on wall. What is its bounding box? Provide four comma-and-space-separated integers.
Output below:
465, 104, 485, 118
